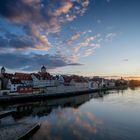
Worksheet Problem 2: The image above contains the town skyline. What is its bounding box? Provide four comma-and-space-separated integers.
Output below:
0, 0, 140, 78
1, 66, 139, 81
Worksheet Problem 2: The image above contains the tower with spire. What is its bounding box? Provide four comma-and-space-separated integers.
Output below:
1, 67, 6, 74
41, 66, 46, 73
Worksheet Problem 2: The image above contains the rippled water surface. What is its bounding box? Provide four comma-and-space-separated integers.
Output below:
1, 88, 140, 140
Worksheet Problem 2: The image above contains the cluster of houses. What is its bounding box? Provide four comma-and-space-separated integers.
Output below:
0, 66, 128, 95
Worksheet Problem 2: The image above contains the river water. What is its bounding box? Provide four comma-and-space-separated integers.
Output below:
0, 87, 140, 140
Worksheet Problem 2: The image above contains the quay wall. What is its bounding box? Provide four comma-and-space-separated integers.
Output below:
0, 86, 128, 104
46, 86, 88, 94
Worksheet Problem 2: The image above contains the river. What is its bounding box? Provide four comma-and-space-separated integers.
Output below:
0, 87, 140, 140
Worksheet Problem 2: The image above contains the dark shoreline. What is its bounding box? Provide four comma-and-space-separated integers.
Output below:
0, 86, 128, 104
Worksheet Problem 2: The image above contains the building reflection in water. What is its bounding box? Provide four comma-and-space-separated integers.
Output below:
0, 92, 106, 140
1, 88, 137, 140
0, 92, 106, 120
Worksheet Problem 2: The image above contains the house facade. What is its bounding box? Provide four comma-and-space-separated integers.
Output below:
0, 70, 14, 90
0, 78, 1, 90
17, 86, 33, 93
88, 81, 99, 89
15, 73, 33, 86
31, 66, 55, 88
70, 77, 88, 90
7, 79, 23, 92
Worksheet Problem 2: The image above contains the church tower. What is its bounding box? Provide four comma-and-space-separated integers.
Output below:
41, 66, 46, 73
1, 67, 6, 74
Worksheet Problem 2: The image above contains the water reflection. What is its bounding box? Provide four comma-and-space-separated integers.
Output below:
0, 88, 140, 140
0, 92, 104, 120
31, 108, 102, 140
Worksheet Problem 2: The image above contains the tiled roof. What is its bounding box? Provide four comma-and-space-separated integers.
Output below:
32, 73, 41, 79
70, 75, 87, 83
38, 72, 53, 80
15, 73, 32, 80
63, 75, 87, 83
32, 72, 54, 80
63, 76, 72, 83
10, 79, 22, 84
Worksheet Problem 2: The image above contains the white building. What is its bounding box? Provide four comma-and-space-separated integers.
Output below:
32, 74, 55, 88
55, 75, 65, 86
99, 79, 106, 88
31, 74, 46, 88
70, 79, 88, 90
7, 79, 23, 92
31, 66, 55, 88
88, 81, 99, 89
108, 80, 115, 87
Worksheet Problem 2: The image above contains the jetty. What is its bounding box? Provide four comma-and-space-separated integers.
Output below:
0, 110, 40, 140
0, 123, 40, 140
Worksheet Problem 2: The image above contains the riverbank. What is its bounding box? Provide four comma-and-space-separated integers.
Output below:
0, 86, 128, 104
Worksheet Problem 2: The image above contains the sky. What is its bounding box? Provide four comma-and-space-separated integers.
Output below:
0, 0, 140, 78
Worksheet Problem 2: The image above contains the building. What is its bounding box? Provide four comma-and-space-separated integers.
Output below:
17, 86, 33, 94
88, 81, 99, 89
31, 73, 43, 88
99, 79, 106, 88
0, 78, 2, 90
70, 75, 88, 90
0, 67, 14, 90
105, 79, 115, 87
63, 75, 72, 86
31, 66, 55, 88
1, 66, 6, 74
15, 73, 33, 86
55, 75, 65, 86
7, 79, 23, 92
41, 66, 47, 73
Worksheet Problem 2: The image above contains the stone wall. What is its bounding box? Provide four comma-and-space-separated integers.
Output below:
46, 85, 89, 94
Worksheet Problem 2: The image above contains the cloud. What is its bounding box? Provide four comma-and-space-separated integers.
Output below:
74, 34, 101, 53
65, 14, 76, 21
63, 31, 81, 45
106, 0, 111, 3
121, 59, 129, 62
31, 108, 102, 140
83, 48, 94, 57
51, 1, 73, 16
0, 0, 90, 71
0, 0, 89, 35
97, 19, 101, 23
0, 33, 34, 51
67, 63, 83, 66
106, 32, 116, 42
82, 0, 90, 7
63, 33, 102, 61
0, 52, 82, 71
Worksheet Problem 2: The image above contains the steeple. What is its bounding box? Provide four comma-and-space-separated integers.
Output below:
41, 66, 46, 73
1, 67, 6, 74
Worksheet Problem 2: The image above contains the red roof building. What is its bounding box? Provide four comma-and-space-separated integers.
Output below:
15, 73, 32, 80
